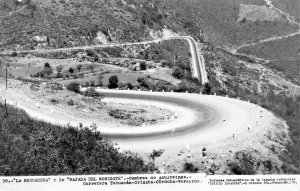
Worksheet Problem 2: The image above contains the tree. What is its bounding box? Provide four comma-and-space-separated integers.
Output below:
76, 64, 82, 74
108, 75, 119, 89
56, 65, 64, 78
69, 67, 74, 75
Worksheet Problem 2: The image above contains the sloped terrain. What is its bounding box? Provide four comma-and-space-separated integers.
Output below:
0, 0, 299, 51
0, 0, 300, 175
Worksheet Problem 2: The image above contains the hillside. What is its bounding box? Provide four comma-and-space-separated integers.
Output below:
0, 103, 152, 176
238, 34, 300, 84
0, 0, 300, 175
0, 0, 299, 51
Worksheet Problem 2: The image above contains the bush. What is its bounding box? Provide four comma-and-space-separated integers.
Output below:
150, 149, 164, 163
184, 162, 198, 173
44, 63, 51, 68
0, 103, 151, 175
108, 75, 119, 89
67, 82, 80, 93
172, 67, 184, 79
90, 81, 95, 87
137, 76, 149, 88
67, 99, 75, 106
127, 82, 133, 89
203, 83, 212, 94
140, 61, 147, 70
69, 67, 74, 74
50, 99, 59, 104
86, 49, 97, 57
84, 88, 103, 99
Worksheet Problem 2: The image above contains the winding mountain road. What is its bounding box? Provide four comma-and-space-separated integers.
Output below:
0, 84, 271, 151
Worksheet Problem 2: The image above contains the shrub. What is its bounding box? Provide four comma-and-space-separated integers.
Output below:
108, 75, 119, 89
67, 82, 80, 93
84, 88, 103, 99
0, 103, 151, 175
44, 63, 51, 68
172, 67, 184, 79
203, 83, 212, 94
90, 81, 95, 87
11, 52, 18, 57
140, 61, 147, 70
160, 60, 172, 68
127, 82, 133, 89
184, 162, 198, 173
150, 149, 164, 163
50, 99, 59, 104
137, 76, 149, 88
67, 99, 75, 106
86, 50, 97, 57
69, 67, 74, 74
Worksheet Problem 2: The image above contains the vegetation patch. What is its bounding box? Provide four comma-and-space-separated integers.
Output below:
0, 103, 152, 176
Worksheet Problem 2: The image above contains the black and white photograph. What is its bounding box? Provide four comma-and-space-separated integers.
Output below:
0, 0, 299, 190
